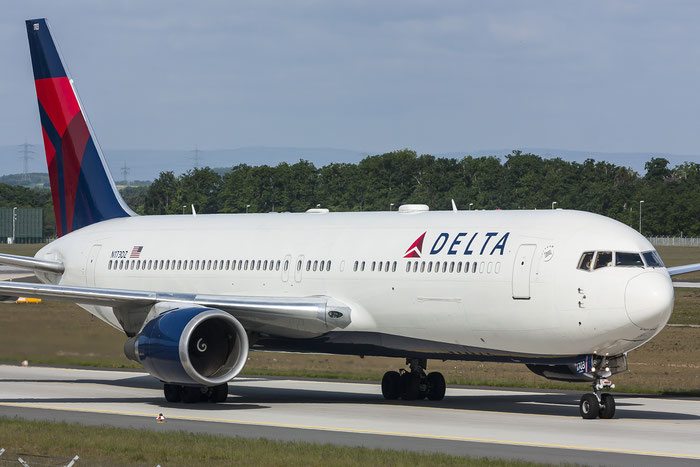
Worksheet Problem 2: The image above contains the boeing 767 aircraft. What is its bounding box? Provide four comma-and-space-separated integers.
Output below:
2, 19, 699, 419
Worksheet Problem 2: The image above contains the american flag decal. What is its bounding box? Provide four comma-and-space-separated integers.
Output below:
130, 246, 143, 258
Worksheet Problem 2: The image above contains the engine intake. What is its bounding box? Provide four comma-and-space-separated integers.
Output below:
125, 306, 248, 386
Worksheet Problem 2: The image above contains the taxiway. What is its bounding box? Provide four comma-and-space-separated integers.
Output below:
0, 365, 698, 466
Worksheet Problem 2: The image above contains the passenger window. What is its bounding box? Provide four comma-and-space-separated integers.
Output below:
361, 261, 365, 271
313, 260, 318, 272
406, 262, 411, 273
225, 260, 230, 270
263, 260, 268, 270
435, 261, 440, 273
306, 260, 311, 271
256, 260, 261, 270
578, 252, 594, 271
420, 261, 425, 273
472, 262, 477, 273
320, 260, 325, 271
392, 261, 397, 272
354, 261, 359, 272
148, 260, 152, 270
297, 260, 302, 271
327, 260, 332, 271
413, 261, 418, 272
615, 252, 644, 267
385, 261, 390, 272
642, 251, 664, 268
456, 262, 462, 273
594, 251, 613, 269
442, 262, 447, 273
449, 262, 455, 273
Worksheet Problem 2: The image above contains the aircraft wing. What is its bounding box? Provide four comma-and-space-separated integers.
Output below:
667, 263, 700, 276
666, 263, 700, 288
0, 280, 351, 338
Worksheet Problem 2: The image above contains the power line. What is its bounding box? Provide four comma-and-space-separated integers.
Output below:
18, 140, 34, 180
190, 145, 203, 169
121, 161, 130, 185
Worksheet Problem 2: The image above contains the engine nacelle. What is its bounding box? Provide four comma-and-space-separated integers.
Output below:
125, 306, 248, 386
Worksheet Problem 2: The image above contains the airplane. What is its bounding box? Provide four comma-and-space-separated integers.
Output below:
2, 18, 699, 419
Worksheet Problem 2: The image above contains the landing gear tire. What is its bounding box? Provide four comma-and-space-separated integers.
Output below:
426, 372, 446, 401
181, 386, 201, 403
381, 371, 401, 400
579, 393, 599, 419
399, 371, 421, 401
209, 383, 229, 403
599, 393, 616, 419
163, 383, 182, 403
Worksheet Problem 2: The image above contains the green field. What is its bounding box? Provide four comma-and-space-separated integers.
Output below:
0, 243, 698, 394
0, 417, 553, 467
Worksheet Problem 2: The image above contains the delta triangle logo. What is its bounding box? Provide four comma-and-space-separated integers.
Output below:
404, 232, 426, 258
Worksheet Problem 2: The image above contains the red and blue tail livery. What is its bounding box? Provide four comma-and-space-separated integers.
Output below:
26, 18, 133, 237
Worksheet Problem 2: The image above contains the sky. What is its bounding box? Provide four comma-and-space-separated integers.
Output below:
2, 1, 700, 159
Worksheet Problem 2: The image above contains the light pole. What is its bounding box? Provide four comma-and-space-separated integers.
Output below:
246, 204, 250, 214
469, 203, 473, 210
316, 204, 321, 208
639, 200, 644, 233
182, 205, 186, 215
389, 203, 394, 211
552, 201, 557, 210
12, 207, 17, 244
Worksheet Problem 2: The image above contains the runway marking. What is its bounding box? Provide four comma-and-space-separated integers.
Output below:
4, 381, 698, 427
0, 402, 698, 460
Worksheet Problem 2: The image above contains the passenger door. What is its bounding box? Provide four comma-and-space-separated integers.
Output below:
512, 244, 536, 299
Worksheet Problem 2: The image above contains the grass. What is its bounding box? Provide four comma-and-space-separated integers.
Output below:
0, 417, 557, 467
0, 243, 699, 395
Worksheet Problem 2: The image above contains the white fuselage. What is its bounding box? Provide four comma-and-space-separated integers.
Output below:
35, 209, 674, 361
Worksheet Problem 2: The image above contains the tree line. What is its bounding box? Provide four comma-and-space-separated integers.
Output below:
1, 150, 699, 237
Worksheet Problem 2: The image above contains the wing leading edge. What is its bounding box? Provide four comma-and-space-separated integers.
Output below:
0, 280, 351, 338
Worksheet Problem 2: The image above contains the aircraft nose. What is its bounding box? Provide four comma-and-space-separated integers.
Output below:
624, 272, 674, 329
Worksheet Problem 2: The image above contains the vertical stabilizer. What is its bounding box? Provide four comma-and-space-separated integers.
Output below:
26, 18, 133, 237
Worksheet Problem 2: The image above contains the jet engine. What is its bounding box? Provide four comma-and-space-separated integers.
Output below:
124, 306, 248, 386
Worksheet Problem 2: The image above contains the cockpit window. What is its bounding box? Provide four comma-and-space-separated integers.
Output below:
642, 251, 664, 268
615, 252, 644, 267
594, 251, 613, 269
577, 252, 594, 271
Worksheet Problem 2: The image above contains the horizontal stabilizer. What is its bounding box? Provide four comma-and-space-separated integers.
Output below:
0, 253, 64, 274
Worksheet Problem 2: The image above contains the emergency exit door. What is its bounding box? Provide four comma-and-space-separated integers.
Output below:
512, 244, 536, 299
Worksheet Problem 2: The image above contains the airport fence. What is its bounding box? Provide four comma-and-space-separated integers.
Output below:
647, 236, 700, 247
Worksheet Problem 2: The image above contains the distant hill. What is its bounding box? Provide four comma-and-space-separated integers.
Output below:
0, 145, 371, 181
2, 144, 699, 182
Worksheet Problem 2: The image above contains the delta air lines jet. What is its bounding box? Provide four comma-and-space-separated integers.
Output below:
2, 19, 699, 419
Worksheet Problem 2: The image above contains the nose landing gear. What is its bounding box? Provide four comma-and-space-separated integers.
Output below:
381, 358, 446, 401
579, 377, 616, 419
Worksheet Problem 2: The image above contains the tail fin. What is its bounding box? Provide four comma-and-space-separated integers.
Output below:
25, 18, 133, 237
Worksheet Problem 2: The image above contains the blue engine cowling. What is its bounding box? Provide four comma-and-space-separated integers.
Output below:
125, 306, 249, 386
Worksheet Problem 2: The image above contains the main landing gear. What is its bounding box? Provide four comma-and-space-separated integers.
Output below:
579, 377, 616, 419
381, 358, 446, 401
163, 383, 229, 403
